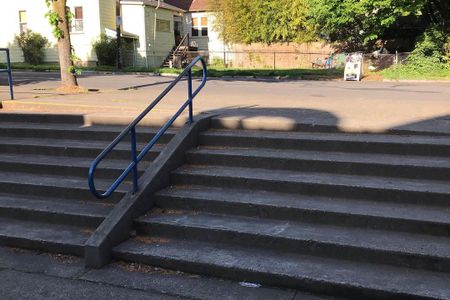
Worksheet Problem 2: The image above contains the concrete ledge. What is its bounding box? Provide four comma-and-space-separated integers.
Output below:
211, 115, 450, 136
84, 114, 213, 268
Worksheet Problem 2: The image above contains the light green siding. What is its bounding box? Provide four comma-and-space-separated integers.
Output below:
99, 0, 116, 31
144, 7, 175, 67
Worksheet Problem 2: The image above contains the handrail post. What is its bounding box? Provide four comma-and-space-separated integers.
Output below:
88, 56, 206, 199
3, 49, 13, 100
187, 68, 193, 124
130, 127, 138, 194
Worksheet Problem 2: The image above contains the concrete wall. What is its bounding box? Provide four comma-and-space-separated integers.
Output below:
229, 42, 335, 69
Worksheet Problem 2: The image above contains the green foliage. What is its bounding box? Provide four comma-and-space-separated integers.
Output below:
382, 27, 450, 80
92, 34, 117, 66
45, 10, 64, 38
45, 0, 63, 39
381, 61, 450, 80
307, 0, 426, 50
409, 27, 448, 64
212, 0, 314, 44
0, 62, 59, 71
15, 30, 49, 65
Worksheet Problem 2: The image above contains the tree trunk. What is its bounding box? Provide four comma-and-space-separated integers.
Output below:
52, 0, 78, 88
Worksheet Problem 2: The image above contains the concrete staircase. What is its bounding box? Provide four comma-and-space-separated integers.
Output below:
0, 113, 174, 257
113, 122, 450, 299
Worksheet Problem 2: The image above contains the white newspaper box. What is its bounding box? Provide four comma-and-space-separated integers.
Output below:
344, 53, 363, 81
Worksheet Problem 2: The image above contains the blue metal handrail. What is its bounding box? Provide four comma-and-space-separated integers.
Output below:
0, 48, 14, 100
88, 56, 207, 199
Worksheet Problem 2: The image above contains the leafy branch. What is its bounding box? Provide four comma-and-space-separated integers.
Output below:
44, 0, 80, 76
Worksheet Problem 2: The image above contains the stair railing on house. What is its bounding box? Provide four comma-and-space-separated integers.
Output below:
88, 56, 207, 199
164, 33, 189, 67
173, 33, 189, 58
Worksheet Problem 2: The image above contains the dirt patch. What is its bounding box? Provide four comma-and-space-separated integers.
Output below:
9, 247, 32, 254
46, 253, 79, 264
149, 208, 185, 216
6, 247, 80, 264
80, 228, 95, 235
134, 236, 171, 244
362, 73, 384, 81
56, 85, 89, 93
114, 261, 198, 277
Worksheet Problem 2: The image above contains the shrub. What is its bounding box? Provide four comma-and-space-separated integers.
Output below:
381, 26, 450, 80
408, 27, 448, 65
15, 30, 48, 65
92, 34, 117, 66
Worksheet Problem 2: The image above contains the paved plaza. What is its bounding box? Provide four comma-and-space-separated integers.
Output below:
1, 71, 449, 134
1, 71, 450, 299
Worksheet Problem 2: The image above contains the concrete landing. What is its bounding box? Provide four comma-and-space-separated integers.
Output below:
1, 72, 450, 134
0, 246, 326, 300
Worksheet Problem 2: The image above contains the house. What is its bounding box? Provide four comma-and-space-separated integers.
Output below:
0, 0, 228, 68
122, 0, 230, 67
0, 0, 117, 65
166, 0, 230, 60
120, 0, 185, 68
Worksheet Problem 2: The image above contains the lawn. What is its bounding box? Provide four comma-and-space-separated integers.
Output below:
4, 61, 449, 81
0, 62, 343, 80
189, 66, 343, 80
381, 63, 450, 81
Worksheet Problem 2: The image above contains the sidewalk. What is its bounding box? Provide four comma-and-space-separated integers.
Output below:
0, 246, 315, 300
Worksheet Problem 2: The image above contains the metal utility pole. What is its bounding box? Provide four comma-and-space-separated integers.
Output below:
116, 0, 122, 70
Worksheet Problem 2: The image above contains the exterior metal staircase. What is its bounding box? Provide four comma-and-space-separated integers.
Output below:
162, 33, 190, 68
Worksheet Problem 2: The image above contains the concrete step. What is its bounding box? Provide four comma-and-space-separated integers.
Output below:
0, 113, 86, 124
0, 136, 164, 160
0, 122, 175, 142
0, 217, 89, 256
0, 171, 128, 202
113, 238, 450, 299
0, 113, 174, 258
155, 185, 450, 236
171, 165, 450, 206
0, 153, 147, 179
200, 129, 450, 156
0, 193, 110, 227
186, 147, 450, 180
136, 212, 450, 272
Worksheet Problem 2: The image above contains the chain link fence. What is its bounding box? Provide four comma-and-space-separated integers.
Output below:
121, 49, 411, 71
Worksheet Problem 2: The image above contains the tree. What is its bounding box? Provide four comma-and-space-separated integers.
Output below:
307, 0, 449, 51
45, 0, 78, 88
212, 0, 314, 44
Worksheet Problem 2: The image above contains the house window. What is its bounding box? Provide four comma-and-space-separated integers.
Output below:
19, 10, 27, 33
156, 19, 170, 32
191, 16, 208, 37
71, 6, 84, 33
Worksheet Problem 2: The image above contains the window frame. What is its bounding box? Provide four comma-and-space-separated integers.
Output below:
19, 10, 27, 33
70, 6, 84, 33
156, 19, 171, 33
191, 16, 208, 37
